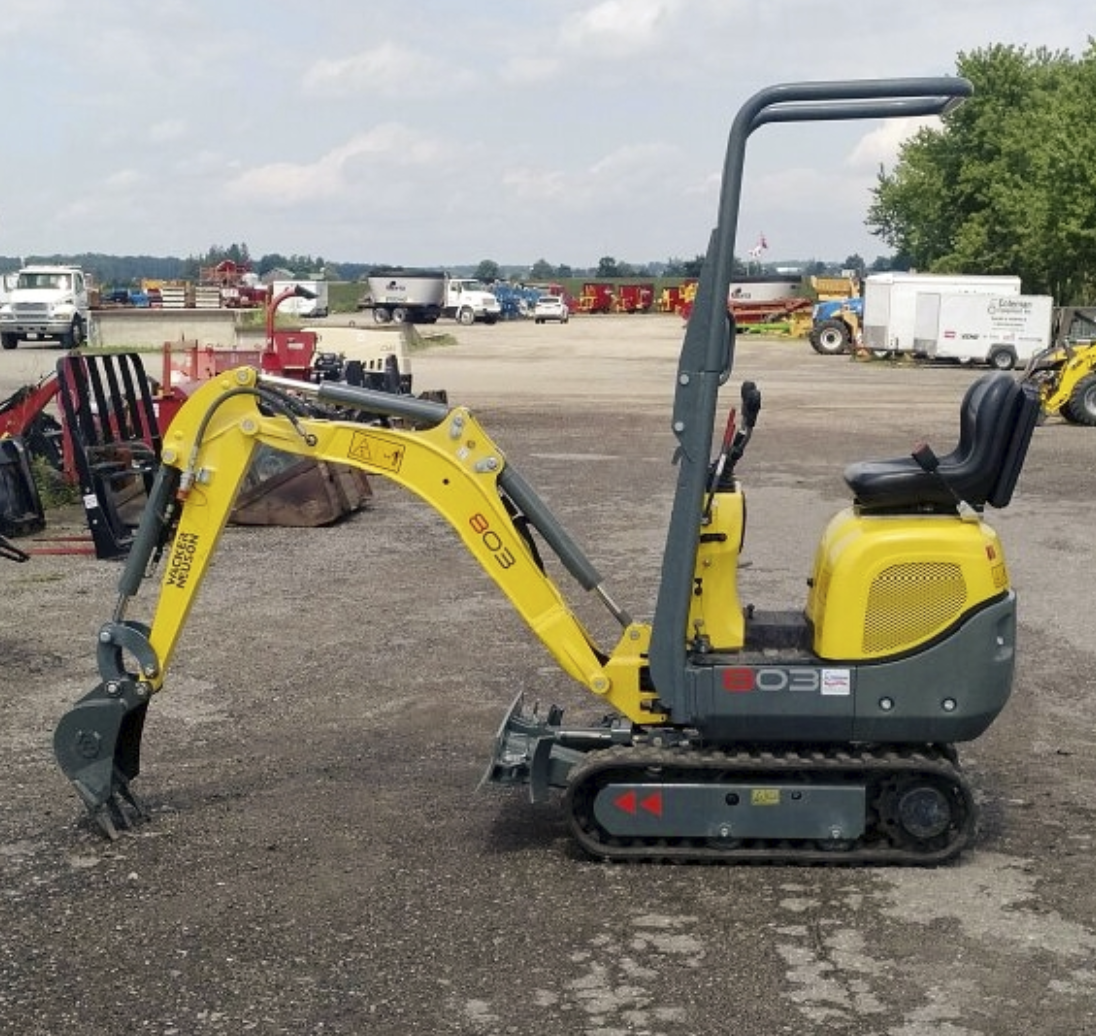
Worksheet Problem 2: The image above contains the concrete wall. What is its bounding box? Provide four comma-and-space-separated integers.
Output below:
91, 308, 243, 348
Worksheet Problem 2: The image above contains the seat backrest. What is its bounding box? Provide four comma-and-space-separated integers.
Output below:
986, 379, 1040, 508
937, 372, 1030, 508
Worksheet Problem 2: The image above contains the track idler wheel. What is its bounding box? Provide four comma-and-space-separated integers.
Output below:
877, 774, 971, 854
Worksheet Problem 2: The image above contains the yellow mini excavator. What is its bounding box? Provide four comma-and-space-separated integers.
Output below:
54, 77, 1041, 864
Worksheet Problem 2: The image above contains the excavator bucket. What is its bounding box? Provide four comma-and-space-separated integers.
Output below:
53, 679, 150, 839
230, 444, 372, 527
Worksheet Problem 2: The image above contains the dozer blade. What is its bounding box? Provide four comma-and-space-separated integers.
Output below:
53, 680, 150, 839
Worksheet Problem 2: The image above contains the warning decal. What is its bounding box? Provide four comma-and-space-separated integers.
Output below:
348, 430, 405, 473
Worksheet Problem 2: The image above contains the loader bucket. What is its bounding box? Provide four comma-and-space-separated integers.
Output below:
53, 680, 150, 839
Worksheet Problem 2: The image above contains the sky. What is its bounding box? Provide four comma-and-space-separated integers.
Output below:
0, 1, 1085, 272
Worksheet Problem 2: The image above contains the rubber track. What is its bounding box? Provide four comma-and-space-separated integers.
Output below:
563, 743, 975, 865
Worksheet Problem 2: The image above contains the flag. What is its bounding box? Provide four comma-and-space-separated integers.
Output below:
758, 234, 768, 251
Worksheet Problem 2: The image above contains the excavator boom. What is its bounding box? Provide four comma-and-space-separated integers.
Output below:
53, 367, 657, 836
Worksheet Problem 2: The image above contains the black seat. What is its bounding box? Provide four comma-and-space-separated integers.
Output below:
56, 353, 162, 560
844, 372, 1039, 513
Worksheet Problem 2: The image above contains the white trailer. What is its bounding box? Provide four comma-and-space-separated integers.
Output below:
272, 279, 329, 318
361, 269, 446, 324
862, 272, 1022, 356
914, 292, 1054, 370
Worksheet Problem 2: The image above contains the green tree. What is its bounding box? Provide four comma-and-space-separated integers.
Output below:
596, 256, 620, 278
842, 254, 866, 275
867, 41, 1096, 302
475, 259, 500, 282
529, 258, 555, 280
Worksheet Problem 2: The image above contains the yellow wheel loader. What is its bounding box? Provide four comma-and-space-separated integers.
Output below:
54, 77, 1041, 864
1023, 306, 1096, 425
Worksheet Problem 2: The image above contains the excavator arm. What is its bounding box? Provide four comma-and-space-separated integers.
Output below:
54, 366, 660, 836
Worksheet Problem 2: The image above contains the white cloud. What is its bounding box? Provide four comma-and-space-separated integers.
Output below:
303, 42, 476, 97
847, 116, 941, 172
103, 169, 145, 191
149, 119, 187, 144
502, 166, 570, 202
499, 55, 561, 86
223, 124, 452, 205
560, 0, 685, 58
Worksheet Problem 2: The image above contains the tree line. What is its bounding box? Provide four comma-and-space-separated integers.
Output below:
869, 40, 1096, 303
0, 248, 873, 288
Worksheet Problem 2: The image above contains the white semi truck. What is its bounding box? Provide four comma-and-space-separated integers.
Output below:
0, 264, 91, 350
914, 292, 1055, 370
360, 270, 500, 325
442, 277, 501, 325
862, 272, 1022, 358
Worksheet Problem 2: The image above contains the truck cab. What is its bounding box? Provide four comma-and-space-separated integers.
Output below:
443, 278, 501, 325
0, 265, 90, 350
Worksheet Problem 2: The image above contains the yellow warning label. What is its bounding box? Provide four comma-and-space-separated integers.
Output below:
348, 431, 405, 473
751, 788, 781, 807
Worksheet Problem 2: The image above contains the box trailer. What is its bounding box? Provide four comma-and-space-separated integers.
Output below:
915, 292, 1054, 370
862, 272, 1022, 356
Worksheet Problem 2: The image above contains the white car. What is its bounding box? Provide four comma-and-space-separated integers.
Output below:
533, 295, 570, 324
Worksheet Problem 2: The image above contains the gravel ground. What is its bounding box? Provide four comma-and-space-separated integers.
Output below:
2, 315, 1095, 1036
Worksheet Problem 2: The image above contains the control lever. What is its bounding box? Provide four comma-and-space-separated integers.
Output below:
729, 381, 761, 469
703, 380, 762, 521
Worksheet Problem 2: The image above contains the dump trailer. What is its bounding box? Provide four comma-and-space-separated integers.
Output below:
361, 269, 446, 324
53, 77, 1046, 868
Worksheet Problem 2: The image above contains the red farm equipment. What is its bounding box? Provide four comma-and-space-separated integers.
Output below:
579, 282, 615, 314
728, 296, 813, 335
614, 283, 655, 314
